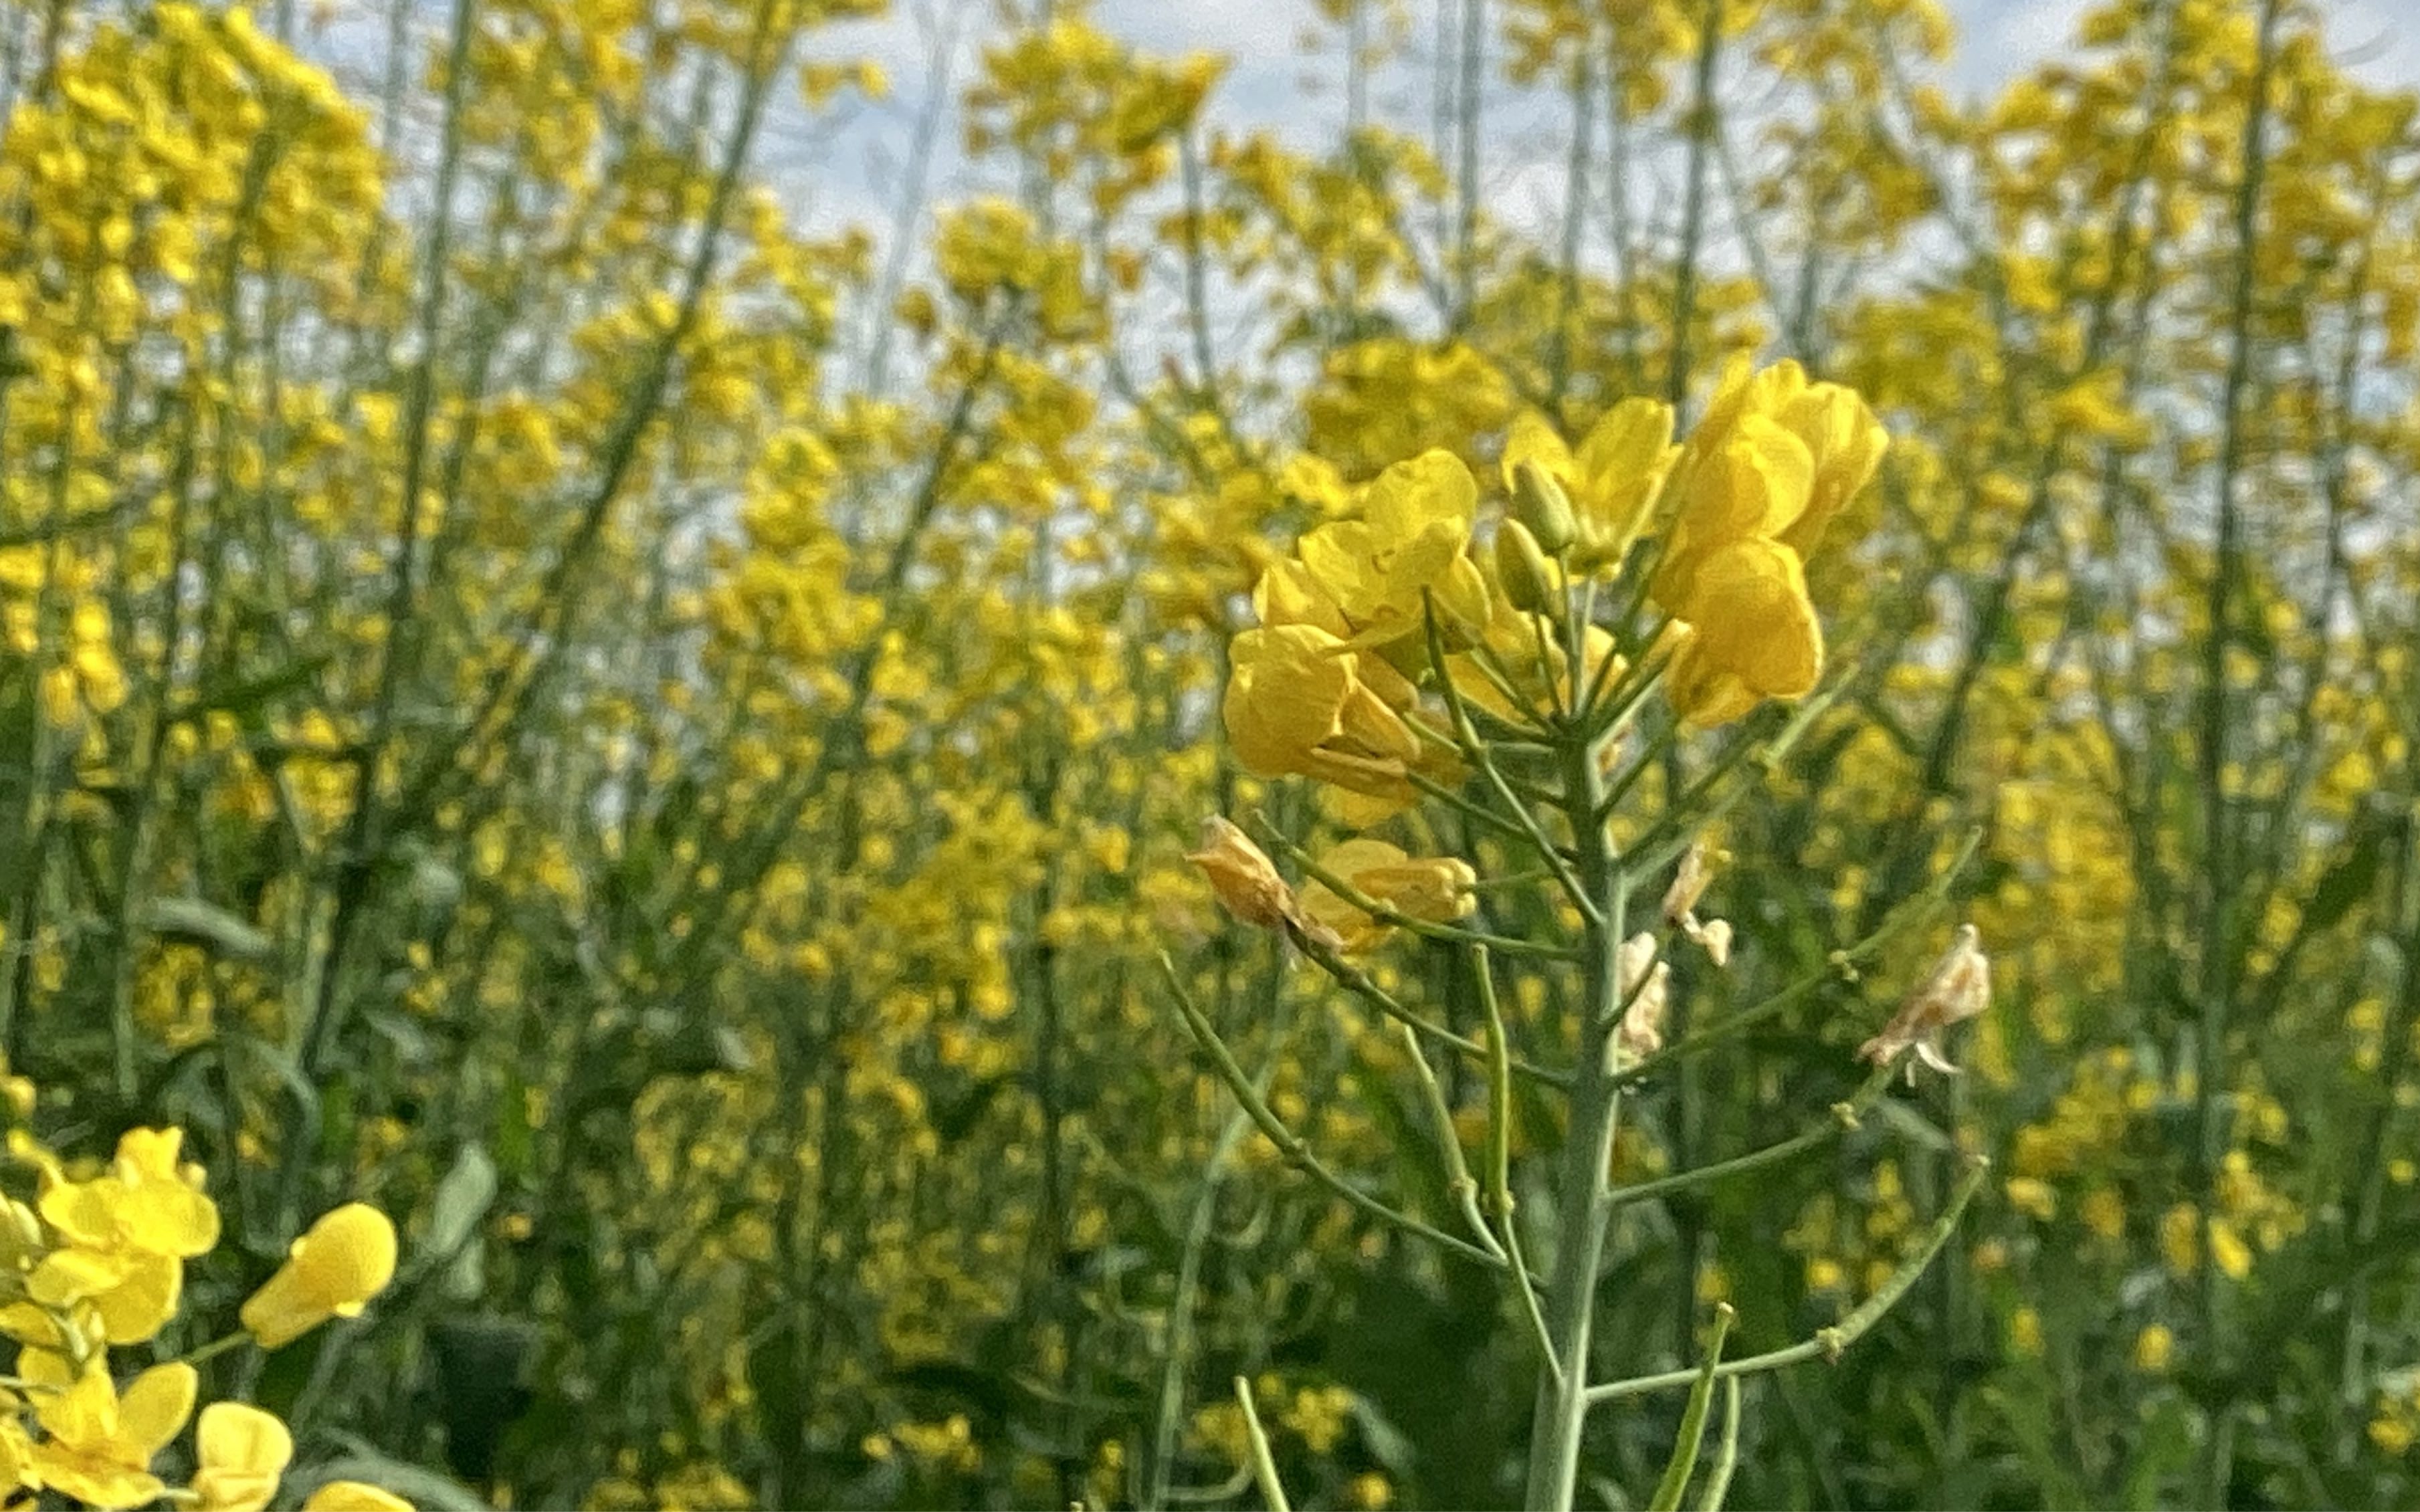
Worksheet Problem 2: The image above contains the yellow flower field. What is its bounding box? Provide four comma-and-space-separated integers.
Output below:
0, 0, 2413, 1507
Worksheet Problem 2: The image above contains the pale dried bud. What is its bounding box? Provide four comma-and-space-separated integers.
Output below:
1857, 924, 1992, 1078
1615, 932, 1671, 1061
1662, 843, 1718, 926
1185, 817, 1345, 953
1663, 843, 1733, 967
1687, 916, 1733, 968
1187, 817, 1292, 933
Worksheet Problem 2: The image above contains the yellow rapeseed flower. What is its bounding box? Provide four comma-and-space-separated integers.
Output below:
1296, 839, 1476, 953
1501, 399, 1678, 570
1296, 449, 1490, 648
239, 1204, 397, 1350
27, 1362, 197, 1511
303, 1482, 417, 1512
1650, 358, 1886, 725
1223, 624, 1424, 806
191, 1402, 294, 1512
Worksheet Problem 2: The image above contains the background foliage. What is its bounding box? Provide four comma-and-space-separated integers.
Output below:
0, 0, 2415, 1505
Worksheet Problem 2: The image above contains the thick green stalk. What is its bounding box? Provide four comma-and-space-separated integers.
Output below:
1520, 725, 1629, 1511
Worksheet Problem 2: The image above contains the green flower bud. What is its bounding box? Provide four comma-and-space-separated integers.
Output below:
1508, 457, 1577, 555
1494, 518, 1559, 618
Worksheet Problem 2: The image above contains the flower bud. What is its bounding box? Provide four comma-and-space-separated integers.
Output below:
1494, 518, 1559, 618
1508, 457, 1577, 554
304, 1484, 417, 1512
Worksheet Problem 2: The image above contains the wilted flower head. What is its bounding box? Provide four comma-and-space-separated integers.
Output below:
1661, 842, 1734, 968
1185, 817, 1344, 952
1859, 924, 1993, 1079
1614, 932, 1672, 1063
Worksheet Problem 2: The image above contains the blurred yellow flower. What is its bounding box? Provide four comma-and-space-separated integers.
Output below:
303, 1481, 417, 1512
191, 1402, 294, 1512
27, 1362, 196, 1510
1297, 839, 1476, 952
240, 1204, 397, 1349
2132, 1324, 2175, 1373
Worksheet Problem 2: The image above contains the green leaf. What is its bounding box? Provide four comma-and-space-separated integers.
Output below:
142, 896, 276, 963
425, 1144, 500, 1301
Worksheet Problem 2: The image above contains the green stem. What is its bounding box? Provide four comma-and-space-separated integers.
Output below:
1520, 724, 1629, 1511
1609, 1063, 1897, 1210
1160, 956, 1507, 1271
1235, 1376, 1292, 1512
1585, 1156, 1989, 1407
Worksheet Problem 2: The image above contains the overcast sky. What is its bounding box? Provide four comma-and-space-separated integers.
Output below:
771, 0, 2420, 244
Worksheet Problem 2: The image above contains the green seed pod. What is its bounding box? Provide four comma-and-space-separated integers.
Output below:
1509, 457, 1578, 555
1495, 518, 1559, 617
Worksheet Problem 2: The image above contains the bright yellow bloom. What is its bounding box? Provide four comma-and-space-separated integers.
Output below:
1501, 399, 1678, 570
1661, 357, 1886, 570
1661, 540, 1824, 726
239, 1204, 398, 1349
1296, 449, 1490, 648
26, 1362, 197, 1511
1223, 624, 1424, 805
303, 1481, 417, 1512
191, 1402, 294, 1512
19, 1127, 221, 1345
1649, 359, 1886, 725
37, 1127, 220, 1260
25, 1243, 183, 1347
1297, 839, 1477, 953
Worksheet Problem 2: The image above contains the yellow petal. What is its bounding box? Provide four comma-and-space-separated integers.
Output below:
1223, 627, 1351, 778
1364, 447, 1478, 538
118, 1363, 198, 1460
1665, 540, 1825, 726
1775, 383, 1887, 556
193, 1402, 294, 1512
1250, 559, 1349, 637
304, 1481, 416, 1512
1500, 410, 1575, 493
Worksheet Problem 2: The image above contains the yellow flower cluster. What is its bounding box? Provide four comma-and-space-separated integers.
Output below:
0, 1117, 405, 1511
1223, 357, 1889, 808
1646, 358, 1888, 724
